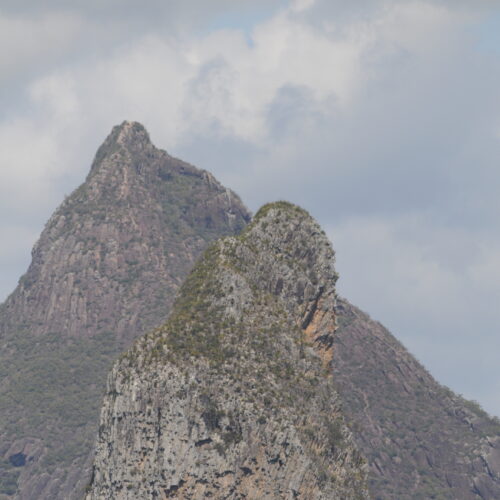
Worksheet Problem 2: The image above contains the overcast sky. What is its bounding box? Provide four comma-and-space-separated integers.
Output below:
1, 0, 500, 416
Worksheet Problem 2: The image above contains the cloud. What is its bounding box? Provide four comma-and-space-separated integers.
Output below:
290, 0, 316, 13
0, 225, 40, 303
0, 1, 371, 198
0, 11, 85, 85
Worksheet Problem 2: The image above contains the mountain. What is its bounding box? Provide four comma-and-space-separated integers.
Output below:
85, 202, 369, 499
2, 120, 500, 499
333, 299, 500, 499
0, 122, 250, 499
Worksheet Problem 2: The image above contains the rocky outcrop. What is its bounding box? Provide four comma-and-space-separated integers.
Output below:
0, 122, 250, 499
86, 202, 369, 499
333, 299, 500, 499
1, 121, 249, 343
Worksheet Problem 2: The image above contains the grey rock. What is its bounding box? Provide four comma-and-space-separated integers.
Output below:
86, 202, 369, 499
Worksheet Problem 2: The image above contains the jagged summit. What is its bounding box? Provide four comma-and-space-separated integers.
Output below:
107, 120, 150, 145
86, 121, 228, 203
5, 122, 249, 341
115, 120, 149, 143
89, 120, 151, 173
86, 202, 368, 499
163, 200, 338, 361
252, 200, 310, 223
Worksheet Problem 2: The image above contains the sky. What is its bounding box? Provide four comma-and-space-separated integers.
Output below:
1, 0, 500, 416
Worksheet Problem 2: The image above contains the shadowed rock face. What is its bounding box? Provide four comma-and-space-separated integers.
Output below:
0, 122, 250, 500
86, 202, 369, 500
333, 299, 500, 500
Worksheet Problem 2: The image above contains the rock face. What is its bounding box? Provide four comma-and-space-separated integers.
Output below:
333, 299, 500, 499
86, 202, 369, 499
0, 122, 250, 499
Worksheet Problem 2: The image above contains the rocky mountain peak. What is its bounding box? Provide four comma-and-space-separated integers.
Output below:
0, 122, 250, 499
114, 120, 149, 145
88, 120, 156, 182
86, 201, 368, 499
110, 120, 155, 157
247, 202, 337, 306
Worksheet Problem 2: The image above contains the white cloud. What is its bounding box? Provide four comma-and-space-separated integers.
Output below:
329, 214, 464, 320
0, 225, 39, 303
0, 118, 60, 206
372, 2, 469, 53
3, 3, 370, 160
30, 73, 80, 120
469, 242, 500, 292
290, 0, 316, 13
0, 11, 85, 83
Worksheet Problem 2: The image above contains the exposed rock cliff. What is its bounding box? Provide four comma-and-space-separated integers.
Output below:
0, 122, 250, 499
333, 299, 500, 499
86, 202, 369, 499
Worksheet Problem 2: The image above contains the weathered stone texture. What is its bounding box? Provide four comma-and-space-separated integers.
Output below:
86, 203, 369, 499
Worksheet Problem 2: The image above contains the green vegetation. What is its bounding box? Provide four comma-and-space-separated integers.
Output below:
0, 460, 20, 496
252, 200, 310, 224
0, 329, 121, 480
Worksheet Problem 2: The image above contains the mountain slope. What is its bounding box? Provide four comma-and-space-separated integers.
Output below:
86, 202, 369, 499
333, 299, 500, 499
0, 121, 250, 499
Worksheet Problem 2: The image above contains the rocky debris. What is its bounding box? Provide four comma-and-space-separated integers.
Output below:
86, 202, 369, 499
0, 122, 250, 499
333, 299, 500, 499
